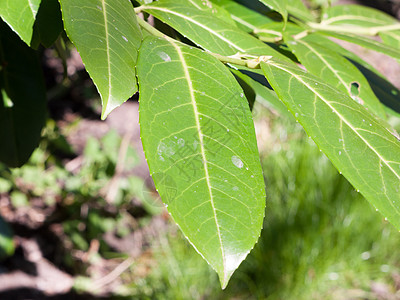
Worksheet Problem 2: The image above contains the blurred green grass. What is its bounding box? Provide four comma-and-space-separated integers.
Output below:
137, 103, 400, 300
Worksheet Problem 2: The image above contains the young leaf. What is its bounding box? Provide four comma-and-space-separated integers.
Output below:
59, 0, 142, 119
259, 0, 287, 23
137, 36, 266, 288
0, 20, 46, 167
284, 35, 387, 119
261, 59, 400, 230
141, 0, 290, 60
0, 0, 41, 45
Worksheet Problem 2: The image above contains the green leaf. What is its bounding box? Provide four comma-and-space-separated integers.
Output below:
286, 0, 314, 22
297, 32, 400, 115
321, 4, 398, 28
184, 0, 237, 27
284, 35, 386, 119
137, 36, 266, 288
31, 0, 63, 48
259, 0, 287, 23
0, 0, 41, 45
230, 69, 293, 118
59, 0, 142, 119
0, 216, 14, 261
261, 59, 400, 230
211, 0, 274, 33
317, 31, 400, 61
0, 20, 46, 168
380, 30, 400, 51
142, 0, 289, 59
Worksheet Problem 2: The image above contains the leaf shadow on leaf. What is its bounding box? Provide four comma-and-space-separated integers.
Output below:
348, 58, 400, 115
30, 0, 63, 49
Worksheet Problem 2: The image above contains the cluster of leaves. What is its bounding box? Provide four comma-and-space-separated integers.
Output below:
1, 0, 400, 288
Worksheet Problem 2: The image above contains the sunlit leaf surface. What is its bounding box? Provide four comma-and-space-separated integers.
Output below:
0, 0, 41, 45
262, 59, 400, 229
137, 36, 266, 288
59, 0, 142, 119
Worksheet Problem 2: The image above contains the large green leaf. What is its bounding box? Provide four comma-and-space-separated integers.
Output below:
141, 0, 289, 60
137, 36, 266, 288
259, 0, 287, 23
59, 0, 142, 119
0, 0, 41, 45
261, 59, 400, 229
211, 0, 274, 33
0, 20, 46, 168
284, 35, 386, 119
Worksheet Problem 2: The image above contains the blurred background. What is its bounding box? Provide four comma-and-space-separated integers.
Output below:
1, 0, 400, 299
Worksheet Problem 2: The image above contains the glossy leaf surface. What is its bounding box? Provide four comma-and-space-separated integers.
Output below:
59, 0, 142, 119
284, 36, 386, 118
261, 59, 400, 229
0, 20, 46, 167
0, 0, 41, 45
137, 36, 266, 288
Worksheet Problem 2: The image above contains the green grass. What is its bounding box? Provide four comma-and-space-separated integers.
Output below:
138, 103, 400, 299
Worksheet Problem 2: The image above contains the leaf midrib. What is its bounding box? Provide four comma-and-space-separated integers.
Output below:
168, 39, 226, 278
267, 61, 400, 182
143, 5, 246, 52
101, 0, 112, 103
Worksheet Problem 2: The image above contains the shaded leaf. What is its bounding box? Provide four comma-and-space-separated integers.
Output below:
0, 20, 46, 168
284, 35, 386, 118
31, 0, 63, 48
259, 0, 287, 23
261, 59, 400, 229
0, 0, 41, 45
59, 0, 142, 119
231, 69, 292, 118
137, 36, 266, 288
